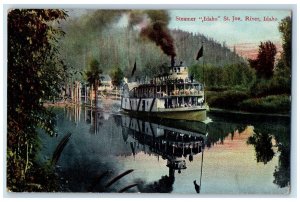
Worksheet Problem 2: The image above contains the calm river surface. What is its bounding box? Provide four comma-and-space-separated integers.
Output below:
39, 101, 290, 194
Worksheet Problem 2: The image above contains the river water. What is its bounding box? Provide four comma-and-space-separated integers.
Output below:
38, 101, 290, 194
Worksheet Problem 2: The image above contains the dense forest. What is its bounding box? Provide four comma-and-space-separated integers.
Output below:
59, 10, 244, 81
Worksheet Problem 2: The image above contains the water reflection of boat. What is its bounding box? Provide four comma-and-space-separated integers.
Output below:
121, 114, 208, 135
121, 115, 207, 192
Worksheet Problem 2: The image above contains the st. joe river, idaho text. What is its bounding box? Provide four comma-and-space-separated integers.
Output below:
175, 15, 278, 23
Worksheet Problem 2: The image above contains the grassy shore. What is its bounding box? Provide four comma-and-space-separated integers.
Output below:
206, 90, 291, 115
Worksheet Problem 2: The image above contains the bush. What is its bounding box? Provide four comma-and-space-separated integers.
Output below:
239, 95, 291, 114
206, 86, 228, 92
250, 74, 291, 97
206, 90, 250, 110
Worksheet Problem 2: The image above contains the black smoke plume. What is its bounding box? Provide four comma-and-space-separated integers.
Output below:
129, 10, 177, 59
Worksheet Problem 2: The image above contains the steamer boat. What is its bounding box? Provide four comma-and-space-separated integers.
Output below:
121, 61, 207, 122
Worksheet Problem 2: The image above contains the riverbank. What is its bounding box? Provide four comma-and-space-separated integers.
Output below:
44, 98, 291, 119
206, 90, 291, 115
209, 107, 290, 118
44, 98, 122, 114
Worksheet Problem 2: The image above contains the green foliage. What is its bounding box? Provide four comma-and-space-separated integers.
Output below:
189, 63, 255, 89
85, 58, 102, 86
7, 9, 68, 191
248, 41, 277, 79
239, 95, 290, 114
207, 91, 290, 114
250, 71, 291, 97
278, 16, 292, 69
207, 89, 290, 114
204, 65, 225, 87
228, 64, 256, 87
110, 67, 124, 87
206, 90, 250, 110
85, 58, 102, 106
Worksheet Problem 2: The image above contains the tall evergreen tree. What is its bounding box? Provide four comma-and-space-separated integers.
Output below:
111, 67, 124, 88
85, 59, 102, 107
278, 16, 292, 69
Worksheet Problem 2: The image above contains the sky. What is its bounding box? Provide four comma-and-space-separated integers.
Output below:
168, 10, 291, 58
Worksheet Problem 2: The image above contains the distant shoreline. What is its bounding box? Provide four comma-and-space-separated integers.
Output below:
44, 101, 290, 119
209, 107, 290, 118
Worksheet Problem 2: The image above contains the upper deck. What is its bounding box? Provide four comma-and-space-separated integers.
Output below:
132, 64, 204, 98
129, 82, 204, 98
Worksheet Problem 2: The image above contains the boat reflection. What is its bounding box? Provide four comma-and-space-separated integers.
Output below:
61, 106, 290, 192
121, 115, 207, 193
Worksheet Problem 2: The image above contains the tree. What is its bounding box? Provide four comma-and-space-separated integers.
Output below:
278, 16, 292, 69
85, 59, 102, 107
110, 67, 124, 88
248, 41, 277, 79
7, 9, 68, 191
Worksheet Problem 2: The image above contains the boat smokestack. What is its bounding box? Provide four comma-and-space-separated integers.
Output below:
171, 56, 175, 67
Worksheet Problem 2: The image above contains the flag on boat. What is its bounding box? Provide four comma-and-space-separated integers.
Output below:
131, 60, 136, 77
196, 45, 203, 60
